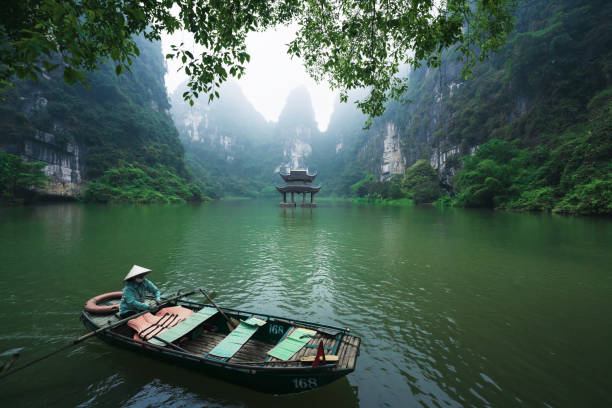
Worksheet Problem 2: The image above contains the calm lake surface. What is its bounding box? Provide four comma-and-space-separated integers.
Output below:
0, 199, 611, 407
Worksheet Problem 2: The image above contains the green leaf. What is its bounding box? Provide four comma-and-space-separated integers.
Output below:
63, 67, 78, 84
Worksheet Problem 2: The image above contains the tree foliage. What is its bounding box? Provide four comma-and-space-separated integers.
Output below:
1, 0, 517, 118
0, 36, 204, 203
403, 160, 440, 203
290, 0, 517, 119
454, 140, 523, 207
0, 151, 48, 203
349, 173, 407, 200
319, 0, 611, 215
83, 162, 203, 203
454, 119, 612, 215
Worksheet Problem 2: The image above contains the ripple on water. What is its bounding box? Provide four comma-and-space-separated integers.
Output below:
1, 201, 611, 407
76, 374, 124, 408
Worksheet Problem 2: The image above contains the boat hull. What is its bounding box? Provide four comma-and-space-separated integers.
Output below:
80, 306, 357, 394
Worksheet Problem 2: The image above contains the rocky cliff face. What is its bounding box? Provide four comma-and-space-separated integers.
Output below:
24, 131, 83, 196
280, 129, 313, 171
275, 86, 320, 173
0, 92, 84, 197
380, 122, 405, 180
171, 80, 270, 157
171, 82, 326, 197
318, 0, 609, 194
1, 37, 186, 200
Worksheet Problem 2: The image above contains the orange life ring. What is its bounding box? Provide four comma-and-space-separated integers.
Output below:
84, 291, 123, 315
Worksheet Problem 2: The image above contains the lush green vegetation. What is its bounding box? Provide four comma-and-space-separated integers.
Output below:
348, 161, 442, 204
83, 162, 203, 203
350, 173, 403, 200
173, 83, 324, 199
447, 0, 611, 215
403, 161, 441, 204
453, 88, 612, 215
2, 0, 608, 213
321, 0, 611, 216
1, 37, 204, 203
350, 197, 415, 207
0, 152, 48, 203
1, 1, 516, 120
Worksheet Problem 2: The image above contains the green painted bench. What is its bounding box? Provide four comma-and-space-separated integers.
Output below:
207, 317, 267, 359
267, 327, 316, 360
148, 307, 218, 346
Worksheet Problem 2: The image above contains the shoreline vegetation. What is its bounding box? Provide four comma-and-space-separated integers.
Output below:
2, 148, 608, 217
345, 130, 611, 217
2, 146, 608, 216
0, 152, 207, 205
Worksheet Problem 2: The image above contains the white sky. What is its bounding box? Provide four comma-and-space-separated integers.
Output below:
162, 26, 336, 132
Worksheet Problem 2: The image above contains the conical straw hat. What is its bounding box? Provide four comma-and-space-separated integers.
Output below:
123, 265, 152, 281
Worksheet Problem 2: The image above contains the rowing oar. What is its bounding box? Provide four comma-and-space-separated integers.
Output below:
0, 289, 197, 380
199, 289, 239, 331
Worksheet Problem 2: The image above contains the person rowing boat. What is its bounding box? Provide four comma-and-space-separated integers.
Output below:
119, 265, 161, 318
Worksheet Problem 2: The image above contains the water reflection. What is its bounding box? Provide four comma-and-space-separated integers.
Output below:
1, 200, 611, 407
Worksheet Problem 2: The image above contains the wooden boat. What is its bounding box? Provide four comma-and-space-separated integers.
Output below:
80, 294, 361, 394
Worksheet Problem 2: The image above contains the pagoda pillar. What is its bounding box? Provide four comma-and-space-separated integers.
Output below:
291, 192, 294, 203
302, 193, 306, 204
311, 192, 314, 203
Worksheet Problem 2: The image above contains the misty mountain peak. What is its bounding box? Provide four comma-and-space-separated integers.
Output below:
277, 86, 317, 130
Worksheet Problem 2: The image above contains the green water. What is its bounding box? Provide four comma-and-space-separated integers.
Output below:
0, 200, 611, 407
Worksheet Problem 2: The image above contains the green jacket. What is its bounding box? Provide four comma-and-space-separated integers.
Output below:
119, 278, 161, 315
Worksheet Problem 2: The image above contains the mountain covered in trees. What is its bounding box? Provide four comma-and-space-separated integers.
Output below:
320, 0, 611, 215
0, 37, 201, 203
171, 0, 610, 215
2, 0, 609, 215
170, 83, 323, 198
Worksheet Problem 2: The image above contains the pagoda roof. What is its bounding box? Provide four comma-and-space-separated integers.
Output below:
279, 169, 317, 182
275, 183, 321, 193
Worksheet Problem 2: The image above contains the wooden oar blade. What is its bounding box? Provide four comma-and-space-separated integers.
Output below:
198, 289, 238, 331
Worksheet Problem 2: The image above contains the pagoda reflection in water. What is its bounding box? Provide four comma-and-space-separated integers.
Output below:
275, 169, 321, 208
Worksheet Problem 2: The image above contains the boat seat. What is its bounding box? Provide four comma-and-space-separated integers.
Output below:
207, 317, 267, 360
157, 306, 196, 321
148, 306, 218, 346
128, 312, 168, 340
267, 327, 317, 360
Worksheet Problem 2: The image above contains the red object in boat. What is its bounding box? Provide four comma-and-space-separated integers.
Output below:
312, 340, 327, 367
84, 291, 122, 315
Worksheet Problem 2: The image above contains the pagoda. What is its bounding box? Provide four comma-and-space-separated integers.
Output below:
276, 169, 321, 207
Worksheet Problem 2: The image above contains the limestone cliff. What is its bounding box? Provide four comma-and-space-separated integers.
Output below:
171, 83, 322, 197
24, 131, 83, 196
318, 0, 611, 197
275, 87, 319, 172
0, 37, 189, 201
1, 94, 84, 197
380, 122, 405, 180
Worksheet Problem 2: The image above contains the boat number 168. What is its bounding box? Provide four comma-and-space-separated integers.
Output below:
269, 324, 285, 335
292, 378, 318, 389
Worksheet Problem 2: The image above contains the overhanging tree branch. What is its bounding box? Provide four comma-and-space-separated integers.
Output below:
0, 0, 518, 119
